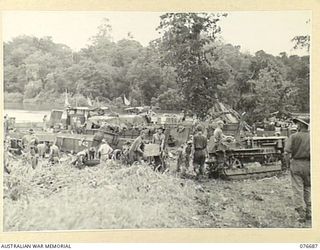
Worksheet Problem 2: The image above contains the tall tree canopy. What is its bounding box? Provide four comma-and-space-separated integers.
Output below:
4, 14, 310, 124
156, 13, 228, 119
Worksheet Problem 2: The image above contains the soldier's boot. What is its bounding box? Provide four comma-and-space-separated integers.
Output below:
295, 207, 306, 223
195, 165, 204, 181
199, 164, 205, 177
306, 205, 312, 221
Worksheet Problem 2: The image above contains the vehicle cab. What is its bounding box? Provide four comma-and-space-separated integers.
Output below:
65, 106, 90, 129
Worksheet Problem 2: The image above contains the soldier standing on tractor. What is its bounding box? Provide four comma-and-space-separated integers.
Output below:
213, 120, 226, 148
192, 125, 208, 179
284, 117, 311, 223
212, 120, 227, 163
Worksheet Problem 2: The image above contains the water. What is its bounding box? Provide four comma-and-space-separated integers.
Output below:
4, 102, 63, 111
4, 109, 51, 123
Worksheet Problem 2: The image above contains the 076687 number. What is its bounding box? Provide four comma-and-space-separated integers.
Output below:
300, 244, 319, 248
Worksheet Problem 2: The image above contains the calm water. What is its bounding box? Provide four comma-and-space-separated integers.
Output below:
4, 109, 51, 123
4, 102, 63, 111
4, 102, 57, 122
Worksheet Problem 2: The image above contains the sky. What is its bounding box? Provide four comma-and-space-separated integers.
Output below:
2, 11, 311, 56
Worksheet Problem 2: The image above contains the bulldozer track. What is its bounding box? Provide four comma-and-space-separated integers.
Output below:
223, 169, 283, 180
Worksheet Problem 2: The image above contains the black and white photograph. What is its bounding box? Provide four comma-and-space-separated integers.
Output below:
2, 10, 312, 232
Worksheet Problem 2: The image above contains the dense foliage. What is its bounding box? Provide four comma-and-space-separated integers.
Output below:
4, 14, 309, 123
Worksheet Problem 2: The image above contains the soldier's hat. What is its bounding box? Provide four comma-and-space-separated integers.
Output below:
292, 117, 309, 127
158, 126, 165, 131
29, 128, 35, 134
217, 120, 224, 125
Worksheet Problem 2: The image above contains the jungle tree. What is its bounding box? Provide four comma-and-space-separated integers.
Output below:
157, 13, 228, 119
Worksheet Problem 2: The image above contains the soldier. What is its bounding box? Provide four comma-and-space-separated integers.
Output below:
213, 120, 226, 149
4, 114, 9, 134
22, 129, 39, 150
128, 130, 146, 164
42, 115, 48, 132
290, 124, 298, 134
92, 130, 104, 150
98, 139, 113, 162
192, 125, 208, 179
88, 147, 96, 160
22, 129, 39, 169
177, 140, 193, 176
48, 141, 61, 164
75, 117, 83, 134
71, 148, 89, 167
284, 117, 310, 222
152, 127, 165, 167
37, 141, 48, 158
121, 141, 132, 164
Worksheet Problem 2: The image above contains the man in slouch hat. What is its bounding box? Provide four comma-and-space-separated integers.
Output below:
284, 117, 310, 222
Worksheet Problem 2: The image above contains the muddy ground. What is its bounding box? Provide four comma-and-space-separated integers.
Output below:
191, 172, 311, 228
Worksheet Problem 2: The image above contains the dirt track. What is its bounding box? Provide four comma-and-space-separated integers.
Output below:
192, 172, 311, 228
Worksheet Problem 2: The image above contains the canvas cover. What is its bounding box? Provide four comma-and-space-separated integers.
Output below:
88, 115, 147, 128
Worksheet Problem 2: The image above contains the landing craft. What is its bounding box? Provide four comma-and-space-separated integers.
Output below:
5, 101, 304, 179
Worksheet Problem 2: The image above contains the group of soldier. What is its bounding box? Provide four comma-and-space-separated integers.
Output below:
178, 117, 311, 223
4, 113, 311, 223
120, 120, 226, 177
21, 129, 60, 168
4, 128, 61, 170
177, 120, 227, 178
5, 117, 229, 177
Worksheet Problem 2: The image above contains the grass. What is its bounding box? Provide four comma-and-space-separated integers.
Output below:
4, 158, 202, 231
3, 156, 310, 231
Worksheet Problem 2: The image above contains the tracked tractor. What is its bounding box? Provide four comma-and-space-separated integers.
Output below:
206, 135, 287, 179
206, 110, 287, 179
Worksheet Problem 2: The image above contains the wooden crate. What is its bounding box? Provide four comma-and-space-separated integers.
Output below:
143, 143, 160, 157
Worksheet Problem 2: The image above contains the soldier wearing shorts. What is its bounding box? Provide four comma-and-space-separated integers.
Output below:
48, 142, 61, 164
